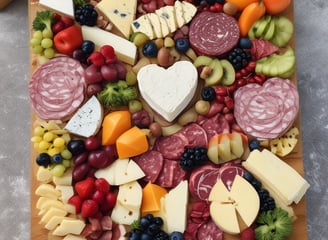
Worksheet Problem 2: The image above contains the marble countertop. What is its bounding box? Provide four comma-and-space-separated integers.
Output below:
0, 0, 327, 239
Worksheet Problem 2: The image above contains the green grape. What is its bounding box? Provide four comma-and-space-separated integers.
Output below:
51, 164, 66, 177
43, 132, 55, 142
125, 70, 137, 86
39, 141, 50, 151
43, 48, 55, 59
41, 38, 53, 49
62, 159, 71, 168
48, 146, 61, 157
31, 136, 42, 143
42, 28, 53, 39
53, 137, 65, 148
61, 149, 72, 160
32, 45, 44, 54
34, 126, 45, 136
129, 99, 143, 113
29, 38, 41, 47
33, 30, 43, 40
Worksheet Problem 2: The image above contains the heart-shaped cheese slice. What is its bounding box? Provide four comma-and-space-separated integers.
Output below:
137, 61, 198, 122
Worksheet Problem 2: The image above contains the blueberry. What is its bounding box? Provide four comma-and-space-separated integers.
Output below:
139, 217, 150, 230
52, 154, 63, 164
129, 230, 141, 240
67, 140, 86, 156
238, 37, 252, 49
147, 223, 161, 236
36, 153, 51, 167
81, 40, 95, 54
142, 41, 158, 58
175, 38, 190, 53
201, 86, 216, 101
169, 231, 184, 240
251, 179, 262, 190
153, 217, 163, 226
249, 139, 261, 151
243, 171, 254, 182
141, 233, 152, 240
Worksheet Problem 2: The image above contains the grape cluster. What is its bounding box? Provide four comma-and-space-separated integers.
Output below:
29, 29, 56, 59
180, 146, 208, 171
74, 4, 98, 26
243, 171, 276, 213
129, 214, 169, 240
227, 48, 252, 71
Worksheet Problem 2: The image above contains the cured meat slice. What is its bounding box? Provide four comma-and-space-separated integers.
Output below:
218, 163, 246, 191
197, 114, 230, 140
29, 56, 85, 120
155, 159, 187, 188
197, 219, 224, 240
189, 12, 239, 57
153, 132, 189, 160
234, 77, 299, 140
250, 39, 279, 60
133, 150, 164, 183
179, 123, 208, 148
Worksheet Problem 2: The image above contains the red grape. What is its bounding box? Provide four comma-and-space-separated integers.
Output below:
85, 64, 103, 84
85, 136, 101, 151
73, 163, 91, 182
100, 64, 118, 82
86, 83, 103, 97
74, 152, 89, 166
88, 150, 110, 169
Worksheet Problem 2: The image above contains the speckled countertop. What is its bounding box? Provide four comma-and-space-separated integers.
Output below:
0, 0, 327, 239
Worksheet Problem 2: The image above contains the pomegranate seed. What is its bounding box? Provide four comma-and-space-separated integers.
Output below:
216, 95, 225, 103
209, 5, 216, 12
247, 77, 255, 83
254, 75, 265, 85
227, 83, 237, 95
237, 79, 247, 88
240, 68, 248, 76
224, 96, 234, 110
235, 72, 242, 79
214, 86, 228, 96
215, 3, 223, 12
248, 61, 256, 69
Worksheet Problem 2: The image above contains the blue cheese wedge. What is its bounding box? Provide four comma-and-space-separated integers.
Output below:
181, 1, 197, 23
156, 6, 177, 33
131, 15, 155, 40
174, 1, 186, 28
39, 0, 74, 18
95, 0, 137, 39
147, 13, 163, 39
64, 96, 103, 138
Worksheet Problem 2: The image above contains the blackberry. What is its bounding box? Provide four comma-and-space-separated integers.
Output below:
201, 86, 216, 101
74, 4, 98, 26
154, 230, 170, 240
129, 214, 167, 240
180, 146, 208, 171
227, 47, 252, 71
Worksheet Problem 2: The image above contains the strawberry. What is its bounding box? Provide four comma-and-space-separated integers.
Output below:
68, 195, 83, 214
92, 190, 105, 204
75, 177, 95, 199
87, 51, 105, 66
95, 178, 110, 193
105, 192, 117, 209
241, 227, 255, 240
100, 45, 117, 64
81, 199, 99, 218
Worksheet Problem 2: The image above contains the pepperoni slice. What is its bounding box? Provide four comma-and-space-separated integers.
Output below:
29, 57, 85, 120
234, 77, 299, 140
179, 123, 208, 148
155, 159, 187, 188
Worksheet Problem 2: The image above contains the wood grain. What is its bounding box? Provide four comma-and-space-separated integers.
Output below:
29, 1, 308, 239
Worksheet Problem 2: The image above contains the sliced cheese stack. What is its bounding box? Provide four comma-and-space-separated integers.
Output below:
65, 96, 104, 138
95, 0, 137, 39
242, 149, 310, 206
208, 175, 260, 234
131, 1, 197, 39
111, 181, 142, 225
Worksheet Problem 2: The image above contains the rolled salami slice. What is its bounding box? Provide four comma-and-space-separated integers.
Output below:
189, 12, 239, 57
29, 57, 85, 120
234, 77, 299, 140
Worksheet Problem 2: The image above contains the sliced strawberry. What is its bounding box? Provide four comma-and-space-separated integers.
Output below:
241, 227, 255, 240
68, 195, 83, 214
81, 199, 99, 218
75, 177, 95, 199
95, 178, 110, 193
87, 51, 105, 66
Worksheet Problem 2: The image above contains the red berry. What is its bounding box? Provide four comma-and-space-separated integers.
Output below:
241, 227, 255, 240
105, 192, 117, 209
60, 15, 74, 28
87, 51, 105, 66
68, 195, 83, 214
214, 86, 228, 96
85, 136, 101, 151
100, 45, 117, 64
52, 13, 61, 23
74, 177, 95, 199
81, 199, 99, 218
224, 96, 234, 110
95, 178, 110, 193
52, 21, 66, 35
214, 3, 223, 12
92, 190, 106, 204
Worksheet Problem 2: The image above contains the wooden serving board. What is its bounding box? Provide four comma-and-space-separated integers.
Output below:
29, 1, 308, 239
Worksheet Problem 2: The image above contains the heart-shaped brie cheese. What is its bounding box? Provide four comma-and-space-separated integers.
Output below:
137, 61, 198, 122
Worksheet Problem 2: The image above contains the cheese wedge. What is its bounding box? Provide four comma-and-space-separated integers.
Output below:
181, 1, 197, 23
117, 181, 142, 210
96, 0, 137, 39
147, 13, 163, 39
111, 201, 140, 225
174, 1, 186, 28
52, 219, 86, 236
131, 15, 155, 40
39, 0, 74, 18
156, 6, 177, 33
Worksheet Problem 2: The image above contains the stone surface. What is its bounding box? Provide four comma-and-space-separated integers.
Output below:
0, 0, 327, 239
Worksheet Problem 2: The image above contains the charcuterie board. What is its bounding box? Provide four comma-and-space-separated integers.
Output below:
29, 0, 308, 239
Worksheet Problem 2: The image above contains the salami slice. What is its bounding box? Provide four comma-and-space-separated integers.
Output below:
218, 163, 246, 191
197, 219, 223, 240
234, 77, 299, 140
153, 132, 189, 160
29, 57, 85, 120
155, 159, 187, 188
179, 123, 208, 148
133, 150, 164, 183
189, 12, 239, 57
197, 114, 230, 140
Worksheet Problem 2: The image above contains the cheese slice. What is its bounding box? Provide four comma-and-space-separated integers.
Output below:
174, 1, 186, 28
117, 181, 142, 210
96, 0, 137, 39
63, 234, 86, 240
81, 26, 137, 65
210, 201, 239, 234
39, 0, 74, 18
156, 6, 177, 33
53, 168, 72, 186
35, 184, 61, 199
52, 219, 86, 236
164, 180, 189, 234
147, 13, 163, 39
156, 11, 170, 37
65, 96, 103, 138
45, 216, 68, 231
131, 15, 155, 40
111, 201, 140, 225
40, 207, 67, 225
55, 185, 74, 204
181, 1, 197, 23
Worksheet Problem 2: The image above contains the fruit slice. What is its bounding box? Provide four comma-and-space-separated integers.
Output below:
263, 17, 276, 40
270, 16, 294, 47
220, 59, 236, 86
193, 55, 213, 67
254, 15, 271, 38
204, 59, 224, 86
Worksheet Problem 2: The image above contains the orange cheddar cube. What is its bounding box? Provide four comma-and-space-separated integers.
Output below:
141, 182, 167, 215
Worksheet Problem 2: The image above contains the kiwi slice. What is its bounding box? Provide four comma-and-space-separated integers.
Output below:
270, 16, 294, 47
194, 55, 213, 67
220, 60, 235, 86
204, 59, 224, 86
